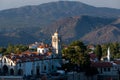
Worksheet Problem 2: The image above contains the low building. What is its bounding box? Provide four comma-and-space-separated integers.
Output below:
91, 62, 119, 80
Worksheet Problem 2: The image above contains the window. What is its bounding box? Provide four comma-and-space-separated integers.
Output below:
51, 55, 53, 58
42, 50, 44, 53
108, 68, 110, 71
44, 66, 46, 70
52, 65, 54, 69
100, 68, 102, 73
31, 70, 33, 75
19, 63, 21, 67
104, 68, 106, 72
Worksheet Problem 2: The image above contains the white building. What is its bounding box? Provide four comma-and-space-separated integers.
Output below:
91, 61, 119, 80
0, 31, 62, 76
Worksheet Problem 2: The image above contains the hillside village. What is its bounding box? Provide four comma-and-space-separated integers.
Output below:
0, 31, 120, 80
0, 1, 120, 80
0, 31, 63, 80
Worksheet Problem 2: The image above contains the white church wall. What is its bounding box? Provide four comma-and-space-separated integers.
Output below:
23, 62, 32, 75
42, 60, 48, 73
37, 47, 48, 54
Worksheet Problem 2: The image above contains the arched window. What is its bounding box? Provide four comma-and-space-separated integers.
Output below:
36, 66, 40, 75
44, 65, 46, 70
10, 68, 14, 75
3, 65, 8, 75
18, 69, 23, 75
31, 69, 33, 75
52, 65, 54, 69
19, 63, 21, 67
108, 68, 110, 71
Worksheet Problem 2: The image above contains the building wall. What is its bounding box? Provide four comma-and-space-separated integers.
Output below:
67, 72, 97, 80
23, 62, 32, 75
13, 58, 60, 76
37, 48, 48, 54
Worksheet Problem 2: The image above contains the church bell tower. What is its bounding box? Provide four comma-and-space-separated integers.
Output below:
52, 30, 61, 57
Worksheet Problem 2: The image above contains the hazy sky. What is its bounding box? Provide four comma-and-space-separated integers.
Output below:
0, 0, 120, 10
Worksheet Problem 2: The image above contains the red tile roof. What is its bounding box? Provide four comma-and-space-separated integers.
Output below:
114, 60, 120, 65
38, 44, 49, 48
5, 51, 52, 63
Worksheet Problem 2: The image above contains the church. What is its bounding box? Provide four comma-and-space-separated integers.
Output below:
0, 31, 62, 76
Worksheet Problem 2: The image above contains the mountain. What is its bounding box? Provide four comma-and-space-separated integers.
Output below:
0, 1, 120, 29
43, 16, 117, 44
0, 1, 120, 46
81, 18, 120, 44
81, 25, 120, 44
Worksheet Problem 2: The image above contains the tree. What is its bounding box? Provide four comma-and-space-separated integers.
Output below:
62, 40, 90, 69
14, 44, 28, 54
0, 47, 6, 54
62, 63, 75, 72
3, 44, 28, 55
70, 40, 86, 53
95, 45, 102, 61
101, 44, 108, 56
5, 44, 14, 54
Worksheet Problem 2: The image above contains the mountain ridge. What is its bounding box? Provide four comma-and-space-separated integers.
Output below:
42, 16, 117, 43
0, 1, 120, 46
81, 25, 120, 44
